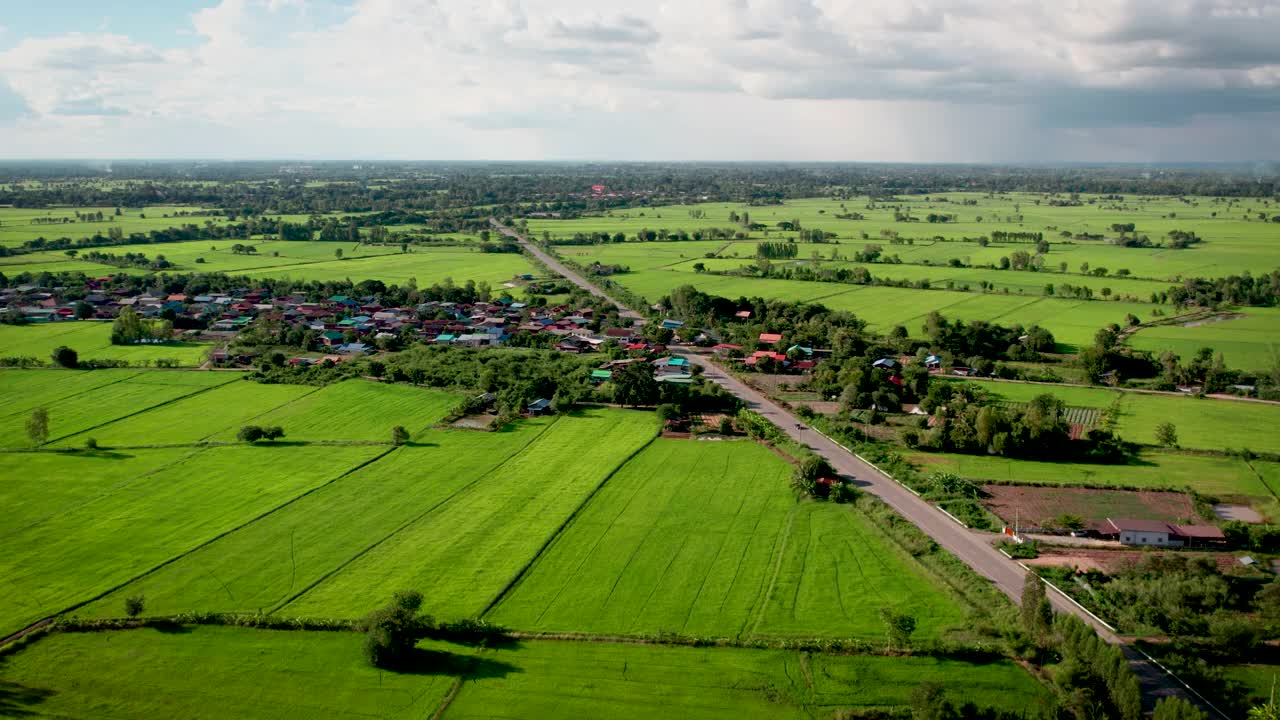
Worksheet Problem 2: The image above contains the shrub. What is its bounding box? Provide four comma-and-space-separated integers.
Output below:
50, 345, 78, 368
84, 437, 99, 450
237, 425, 265, 443
261, 426, 285, 442
124, 594, 145, 618
391, 426, 410, 446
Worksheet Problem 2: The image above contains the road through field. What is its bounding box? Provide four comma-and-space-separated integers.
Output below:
493, 220, 1216, 716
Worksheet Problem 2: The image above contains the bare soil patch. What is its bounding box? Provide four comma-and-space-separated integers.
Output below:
1026, 547, 1240, 574
983, 485, 1197, 531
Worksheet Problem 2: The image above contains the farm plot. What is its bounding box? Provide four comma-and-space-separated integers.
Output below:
206, 380, 461, 443
982, 485, 1197, 530
0, 445, 383, 638
490, 439, 794, 637
0, 371, 237, 447
283, 409, 658, 620
755, 502, 969, 640
0, 447, 199, 538
52, 380, 318, 447
908, 450, 1273, 503
80, 422, 552, 619
250, 246, 535, 286
1117, 392, 1280, 454
0, 630, 1047, 720
0, 368, 146, 417
445, 639, 1050, 719
950, 378, 1280, 453
1127, 307, 1280, 372
0, 626, 469, 719
0, 322, 210, 366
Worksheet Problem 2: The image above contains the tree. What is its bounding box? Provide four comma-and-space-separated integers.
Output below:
879, 608, 916, 650
237, 425, 265, 443
363, 590, 428, 669
50, 345, 78, 368
655, 403, 681, 423
1155, 422, 1178, 448
261, 426, 285, 442
124, 594, 145, 618
1152, 698, 1207, 720
613, 360, 659, 408
74, 301, 94, 319
334, 248, 344, 260
26, 407, 49, 446
1020, 572, 1053, 640
391, 425, 410, 446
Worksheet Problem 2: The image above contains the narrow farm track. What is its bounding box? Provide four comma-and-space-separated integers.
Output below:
492, 220, 1220, 717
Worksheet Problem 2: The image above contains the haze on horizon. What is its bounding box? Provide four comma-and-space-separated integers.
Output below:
0, 0, 1278, 164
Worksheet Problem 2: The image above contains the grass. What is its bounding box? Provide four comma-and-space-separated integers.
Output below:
907, 449, 1276, 503
80, 423, 551, 619
538, 192, 1280, 356
0, 626, 468, 719
0, 628, 1048, 719
52, 380, 318, 447
0, 205, 227, 247
283, 409, 658, 620
755, 502, 970, 640
205, 380, 462, 442
1127, 307, 1280, 372
954, 378, 1280, 453
0, 370, 237, 447
490, 439, 795, 637
0, 445, 385, 637
0, 322, 210, 366
446, 638, 1051, 718
532, 193, 1280, 280
0, 447, 199, 537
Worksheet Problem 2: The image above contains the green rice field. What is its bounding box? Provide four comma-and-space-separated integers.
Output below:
0, 369, 236, 446
1127, 308, 1280, 371
0, 627, 1049, 719
955, 378, 1280, 453
537, 193, 1280, 359
0, 322, 211, 366
0, 237, 535, 288
908, 450, 1279, 505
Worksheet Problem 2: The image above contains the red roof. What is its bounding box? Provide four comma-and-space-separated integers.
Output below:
1171, 525, 1226, 539
625, 343, 648, 350
759, 333, 783, 344
735, 310, 752, 318
712, 343, 742, 350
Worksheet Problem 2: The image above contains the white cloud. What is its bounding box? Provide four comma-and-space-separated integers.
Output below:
0, 0, 1277, 160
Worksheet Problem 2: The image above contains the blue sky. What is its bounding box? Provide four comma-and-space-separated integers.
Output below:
0, 0, 1277, 161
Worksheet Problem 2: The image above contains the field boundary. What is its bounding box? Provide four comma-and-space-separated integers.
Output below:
479, 432, 660, 620
1, 444, 399, 642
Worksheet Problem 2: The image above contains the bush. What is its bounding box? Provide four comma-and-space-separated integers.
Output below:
50, 345, 78, 368
124, 594, 145, 618
84, 437, 99, 450
391, 425, 410, 446
261, 426, 285, 442
237, 425, 265, 443
718, 417, 734, 435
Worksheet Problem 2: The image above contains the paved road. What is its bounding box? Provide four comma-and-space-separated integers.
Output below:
490, 219, 645, 322
491, 220, 1217, 715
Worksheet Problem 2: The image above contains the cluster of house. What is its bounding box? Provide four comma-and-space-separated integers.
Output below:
4, 279, 689, 366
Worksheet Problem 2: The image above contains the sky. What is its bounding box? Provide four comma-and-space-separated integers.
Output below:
0, 0, 1278, 162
